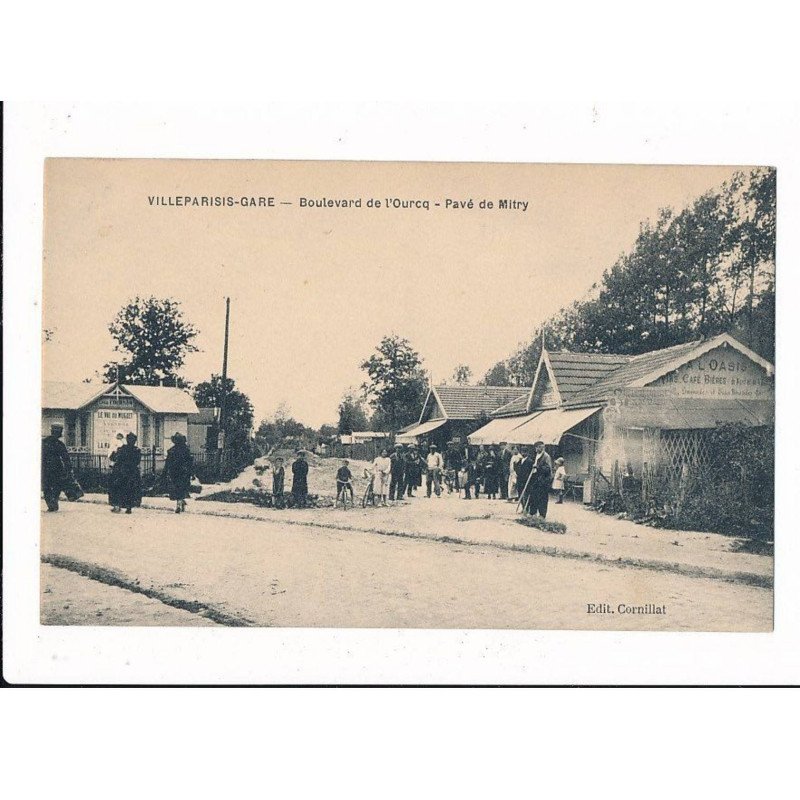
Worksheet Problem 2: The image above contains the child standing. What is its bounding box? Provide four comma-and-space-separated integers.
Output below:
552, 457, 566, 504
272, 457, 285, 508
335, 459, 354, 507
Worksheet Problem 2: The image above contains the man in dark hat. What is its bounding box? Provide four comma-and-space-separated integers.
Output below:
404, 444, 422, 497
389, 442, 406, 502
528, 440, 553, 518
515, 446, 535, 514
291, 450, 309, 507
42, 424, 72, 511
165, 431, 195, 513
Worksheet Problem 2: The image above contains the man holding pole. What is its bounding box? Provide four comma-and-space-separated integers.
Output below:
524, 441, 553, 518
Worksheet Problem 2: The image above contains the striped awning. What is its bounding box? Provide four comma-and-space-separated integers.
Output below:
467, 414, 539, 445
508, 407, 602, 445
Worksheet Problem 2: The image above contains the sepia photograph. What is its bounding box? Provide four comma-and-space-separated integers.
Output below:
39, 159, 775, 632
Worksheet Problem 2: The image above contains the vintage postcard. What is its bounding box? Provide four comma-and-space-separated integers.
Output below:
40, 159, 775, 632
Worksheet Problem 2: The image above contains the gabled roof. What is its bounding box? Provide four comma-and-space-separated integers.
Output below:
124, 385, 199, 415
422, 385, 529, 421
42, 381, 199, 415
42, 381, 109, 410
546, 351, 632, 399
564, 334, 774, 407
490, 333, 774, 416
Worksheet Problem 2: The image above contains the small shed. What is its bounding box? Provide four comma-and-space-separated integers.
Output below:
42, 381, 200, 461
399, 385, 529, 448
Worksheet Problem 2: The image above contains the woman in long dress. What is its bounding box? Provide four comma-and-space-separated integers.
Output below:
508, 446, 523, 501
109, 432, 142, 514
165, 432, 195, 513
372, 448, 391, 507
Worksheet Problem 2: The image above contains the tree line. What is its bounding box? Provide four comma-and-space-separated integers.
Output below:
482, 168, 776, 387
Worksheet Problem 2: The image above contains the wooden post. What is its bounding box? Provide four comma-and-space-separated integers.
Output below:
218, 296, 231, 478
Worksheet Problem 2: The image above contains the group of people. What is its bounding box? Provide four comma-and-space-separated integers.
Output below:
41, 424, 197, 515
356, 439, 566, 518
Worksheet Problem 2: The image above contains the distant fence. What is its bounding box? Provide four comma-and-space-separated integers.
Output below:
329, 440, 389, 463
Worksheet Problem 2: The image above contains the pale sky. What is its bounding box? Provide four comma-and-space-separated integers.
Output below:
42, 160, 741, 427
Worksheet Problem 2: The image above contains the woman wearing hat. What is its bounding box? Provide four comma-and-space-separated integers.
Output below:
165, 432, 195, 513
109, 432, 143, 514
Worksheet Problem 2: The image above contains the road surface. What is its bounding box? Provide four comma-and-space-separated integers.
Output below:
40, 501, 772, 631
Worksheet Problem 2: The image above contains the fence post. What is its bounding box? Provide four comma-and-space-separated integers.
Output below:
152, 444, 157, 476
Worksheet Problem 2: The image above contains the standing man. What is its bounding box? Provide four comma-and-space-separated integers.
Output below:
515, 447, 535, 514
426, 444, 444, 498
499, 442, 512, 500
404, 445, 421, 497
41, 424, 72, 512
475, 444, 489, 498
445, 440, 463, 493
389, 443, 406, 502
529, 440, 553, 518
291, 450, 309, 507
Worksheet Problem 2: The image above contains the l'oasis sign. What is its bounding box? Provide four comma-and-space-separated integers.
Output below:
650, 346, 773, 400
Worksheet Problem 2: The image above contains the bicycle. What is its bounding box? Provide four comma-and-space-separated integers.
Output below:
336, 480, 354, 510
361, 475, 378, 508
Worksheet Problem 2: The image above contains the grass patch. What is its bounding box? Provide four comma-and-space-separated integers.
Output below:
515, 516, 567, 535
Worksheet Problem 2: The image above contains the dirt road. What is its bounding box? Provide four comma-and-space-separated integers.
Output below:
40, 502, 772, 630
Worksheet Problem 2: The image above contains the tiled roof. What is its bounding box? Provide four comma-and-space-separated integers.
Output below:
547, 351, 632, 399
564, 340, 706, 406
433, 385, 528, 419
491, 394, 530, 418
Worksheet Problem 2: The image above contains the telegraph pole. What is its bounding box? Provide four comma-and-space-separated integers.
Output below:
218, 297, 231, 474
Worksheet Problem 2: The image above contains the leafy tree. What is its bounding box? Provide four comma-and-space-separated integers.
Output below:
193, 375, 254, 440
481, 361, 514, 386
360, 335, 428, 430
256, 404, 316, 451
193, 375, 256, 479
318, 424, 338, 440
483, 168, 775, 378
451, 364, 473, 385
337, 390, 369, 434
101, 296, 199, 386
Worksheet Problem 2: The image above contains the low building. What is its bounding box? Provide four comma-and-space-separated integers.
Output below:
187, 407, 218, 453
339, 431, 392, 445
468, 334, 774, 490
42, 381, 200, 468
398, 385, 529, 449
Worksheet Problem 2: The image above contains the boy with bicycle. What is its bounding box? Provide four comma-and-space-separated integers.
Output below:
335, 459, 354, 508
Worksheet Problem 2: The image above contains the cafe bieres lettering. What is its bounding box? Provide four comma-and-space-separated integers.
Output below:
651, 347, 772, 399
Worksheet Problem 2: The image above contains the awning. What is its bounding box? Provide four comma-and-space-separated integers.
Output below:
467, 414, 539, 445
509, 407, 602, 445
396, 418, 448, 442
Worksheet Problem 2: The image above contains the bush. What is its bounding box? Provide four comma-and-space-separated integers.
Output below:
595, 423, 774, 540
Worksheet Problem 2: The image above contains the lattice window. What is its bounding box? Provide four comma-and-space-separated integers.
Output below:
659, 429, 711, 474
